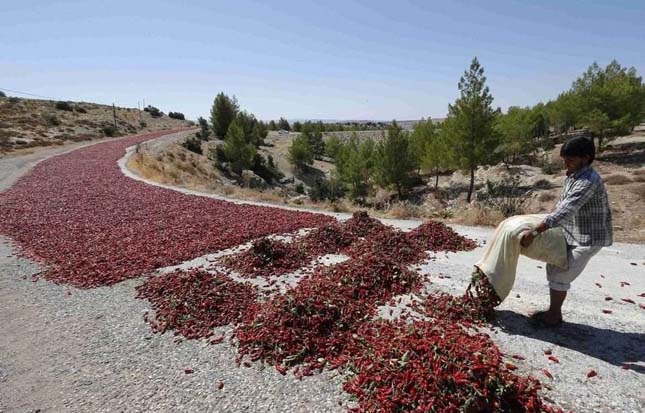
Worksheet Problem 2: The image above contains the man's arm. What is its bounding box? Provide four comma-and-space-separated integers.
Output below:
520, 178, 597, 248
543, 178, 597, 228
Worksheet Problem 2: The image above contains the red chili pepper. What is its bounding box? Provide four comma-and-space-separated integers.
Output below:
542, 369, 553, 379
548, 356, 560, 364
586, 369, 597, 378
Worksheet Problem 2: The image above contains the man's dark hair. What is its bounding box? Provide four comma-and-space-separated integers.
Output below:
560, 136, 595, 164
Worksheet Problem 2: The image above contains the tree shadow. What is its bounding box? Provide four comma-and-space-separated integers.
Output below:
494, 310, 645, 374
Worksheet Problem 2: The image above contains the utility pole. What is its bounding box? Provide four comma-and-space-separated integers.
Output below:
112, 103, 117, 129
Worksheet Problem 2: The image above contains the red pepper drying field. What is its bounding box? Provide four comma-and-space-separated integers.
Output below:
0, 130, 331, 288
1, 129, 562, 412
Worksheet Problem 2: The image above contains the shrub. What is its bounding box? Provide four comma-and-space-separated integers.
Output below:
144, 105, 163, 118
43, 113, 61, 126
100, 125, 118, 137
8, 97, 20, 104
533, 179, 553, 190
168, 111, 185, 120
55, 101, 74, 111
0, 91, 6, 98
251, 153, 283, 183
477, 175, 530, 217
295, 183, 305, 194
197, 117, 210, 140
139, 120, 147, 128
604, 174, 633, 185
181, 136, 203, 155
210, 144, 227, 164
308, 177, 344, 202
76, 106, 87, 113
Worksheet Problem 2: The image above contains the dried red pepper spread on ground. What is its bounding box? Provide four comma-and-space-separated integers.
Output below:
0, 129, 331, 288
1, 129, 561, 412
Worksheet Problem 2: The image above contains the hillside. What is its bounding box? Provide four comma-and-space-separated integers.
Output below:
0, 96, 191, 153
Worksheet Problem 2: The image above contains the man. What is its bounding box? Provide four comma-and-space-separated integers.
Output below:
520, 136, 612, 327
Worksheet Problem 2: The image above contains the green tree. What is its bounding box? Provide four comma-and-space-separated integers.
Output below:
288, 134, 314, 171
374, 121, 416, 198
278, 117, 291, 131
496, 106, 534, 162
336, 133, 375, 201
412, 118, 450, 192
530, 103, 549, 139
224, 119, 256, 173
546, 91, 582, 134
571, 60, 645, 151
210, 92, 239, 138
442, 57, 500, 203
409, 117, 436, 173
324, 135, 344, 160
292, 121, 303, 132
301, 121, 324, 157
268, 120, 277, 131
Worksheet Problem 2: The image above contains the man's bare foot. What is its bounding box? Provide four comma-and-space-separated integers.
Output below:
529, 310, 563, 328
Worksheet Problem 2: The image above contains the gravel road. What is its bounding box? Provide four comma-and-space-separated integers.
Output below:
1, 131, 643, 412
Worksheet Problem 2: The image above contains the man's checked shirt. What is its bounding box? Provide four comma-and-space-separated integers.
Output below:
543, 166, 613, 247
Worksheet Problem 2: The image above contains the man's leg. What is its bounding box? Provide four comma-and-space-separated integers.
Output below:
542, 246, 602, 324
543, 289, 567, 324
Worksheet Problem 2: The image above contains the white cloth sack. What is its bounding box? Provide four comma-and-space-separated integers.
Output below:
475, 214, 568, 302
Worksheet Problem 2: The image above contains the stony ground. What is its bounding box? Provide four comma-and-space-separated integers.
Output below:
1, 131, 643, 412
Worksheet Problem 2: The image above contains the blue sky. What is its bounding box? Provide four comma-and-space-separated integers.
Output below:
1, 0, 644, 120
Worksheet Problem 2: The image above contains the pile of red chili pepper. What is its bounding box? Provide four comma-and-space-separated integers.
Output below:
235, 254, 422, 368
136, 269, 258, 340
221, 212, 387, 278
222, 238, 309, 278
342, 319, 551, 413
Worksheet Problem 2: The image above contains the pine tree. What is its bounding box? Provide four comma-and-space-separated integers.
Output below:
336, 133, 375, 201
288, 134, 313, 171
278, 117, 291, 131
374, 121, 416, 198
210, 92, 239, 138
443, 57, 500, 202
224, 119, 256, 173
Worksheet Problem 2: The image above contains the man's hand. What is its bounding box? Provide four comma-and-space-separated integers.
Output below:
520, 230, 536, 248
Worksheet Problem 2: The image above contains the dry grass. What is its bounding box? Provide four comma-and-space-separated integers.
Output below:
604, 174, 634, 185
631, 168, 645, 176
633, 175, 645, 183
386, 201, 417, 219
452, 205, 505, 227
628, 183, 645, 200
